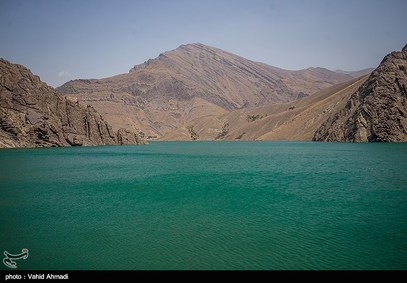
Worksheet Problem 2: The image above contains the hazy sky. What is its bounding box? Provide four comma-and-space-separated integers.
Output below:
1, 0, 406, 87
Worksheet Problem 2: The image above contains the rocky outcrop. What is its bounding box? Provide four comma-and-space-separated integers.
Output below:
0, 58, 145, 148
117, 128, 145, 145
314, 44, 407, 142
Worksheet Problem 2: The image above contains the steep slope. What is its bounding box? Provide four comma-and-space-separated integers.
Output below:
0, 58, 145, 148
335, 68, 375, 78
57, 43, 355, 139
161, 76, 368, 141
314, 44, 407, 142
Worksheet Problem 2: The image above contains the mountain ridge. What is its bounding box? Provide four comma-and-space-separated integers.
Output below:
163, 44, 406, 142
161, 75, 369, 141
57, 43, 366, 139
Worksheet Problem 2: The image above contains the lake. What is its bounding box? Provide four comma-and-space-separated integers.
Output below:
1, 141, 406, 270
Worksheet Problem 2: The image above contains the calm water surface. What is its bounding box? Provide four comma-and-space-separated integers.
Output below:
1, 141, 406, 270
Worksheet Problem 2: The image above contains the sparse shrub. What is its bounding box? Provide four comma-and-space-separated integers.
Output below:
235, 133, 245, 140
215, 123, 229, 140
187, 125, 199, 140
247, 114, 263, 122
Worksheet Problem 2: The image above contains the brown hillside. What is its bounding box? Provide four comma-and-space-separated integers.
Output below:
162, 76, 368, 141
57, 43, 356, 139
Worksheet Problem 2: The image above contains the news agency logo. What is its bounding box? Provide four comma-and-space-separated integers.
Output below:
3, 249, 29, 269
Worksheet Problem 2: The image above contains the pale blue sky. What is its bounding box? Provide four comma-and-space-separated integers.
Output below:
0, 0, 406, 87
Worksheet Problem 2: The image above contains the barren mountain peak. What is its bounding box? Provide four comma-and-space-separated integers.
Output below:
165, 42, 232, 58
179, 42, 209, 48
57, 44, 363, 139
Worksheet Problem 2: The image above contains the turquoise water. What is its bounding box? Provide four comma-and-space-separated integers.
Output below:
1, 141, 407, 270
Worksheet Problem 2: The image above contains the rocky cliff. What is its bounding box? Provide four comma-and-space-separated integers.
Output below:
314, 44, 407, 142
0, 58, 145, 148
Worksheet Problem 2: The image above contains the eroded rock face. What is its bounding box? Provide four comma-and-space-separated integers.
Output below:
117, 128, 145, 145
0, 58, 145, 148
314, 44, 407, 142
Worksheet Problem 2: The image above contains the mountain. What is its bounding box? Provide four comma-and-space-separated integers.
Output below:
314, 44, 407, 142
57, 43, 357, 139
0, 58, 145, 148
335, 68, 375, 78
160, 75, 369, 141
